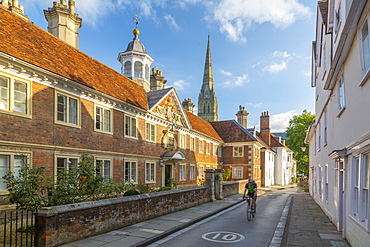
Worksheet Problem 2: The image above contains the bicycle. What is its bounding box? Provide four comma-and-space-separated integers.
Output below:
244, 196, 255, 221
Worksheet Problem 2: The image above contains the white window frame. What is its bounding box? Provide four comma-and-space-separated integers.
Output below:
125, 115, 137, 139
218, 146, 222, 157
145, 161, 156, 183
95, 157, 112, 182
190, 137, 195, 151
55, 91, 80, 127
233, 146, 243, 157
179, 163, 186, 181
232, 167, 242, 179
324, 164, 328, 203
124, 160, 137, 183
198, 165, 204, 180
352, 157, 360, 217
338, 75, 346, 114
206, 142, 210, 154
55, 155, 79, 177
190, 164, 195, 180
0, 151, 31, 191
199, 139, 204, 153
318, 165, 322, 197
146, 122, 156, 142
213, 144, 217, 156
179, 133, 186, 149
324, 111, 327, 146
95, 104, 113, 134
359, 15, 370, 82
0, 73, 31, 118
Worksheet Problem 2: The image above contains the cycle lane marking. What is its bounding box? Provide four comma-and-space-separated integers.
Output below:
202, 231, 245, 243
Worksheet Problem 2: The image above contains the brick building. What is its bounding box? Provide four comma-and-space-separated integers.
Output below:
0, 1, 223, 203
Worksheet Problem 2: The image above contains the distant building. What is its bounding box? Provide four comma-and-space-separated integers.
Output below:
198, 36, 218, 122
307, 1, 370, 246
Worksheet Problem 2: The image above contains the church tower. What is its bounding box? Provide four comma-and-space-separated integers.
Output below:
44, 0, 82, 49
118, 14, 153, 92
198, 35, 218, 122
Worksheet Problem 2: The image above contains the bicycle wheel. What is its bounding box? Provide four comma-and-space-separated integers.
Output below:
246, 203, 251, 221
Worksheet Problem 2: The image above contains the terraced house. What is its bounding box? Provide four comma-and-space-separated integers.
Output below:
308, 0, 370, 246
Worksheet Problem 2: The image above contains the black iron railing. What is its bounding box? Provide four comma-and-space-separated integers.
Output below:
0, 210, 36, 247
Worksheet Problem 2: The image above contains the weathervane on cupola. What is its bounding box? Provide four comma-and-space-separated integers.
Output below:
117, 13, 154, 92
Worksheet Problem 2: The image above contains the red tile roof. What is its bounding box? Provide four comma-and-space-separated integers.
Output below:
185, 111, 223, 141
210, 120, 256, 143
0, 7, 148, 110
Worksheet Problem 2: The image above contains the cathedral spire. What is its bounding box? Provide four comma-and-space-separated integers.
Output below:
198, 35, 218, 122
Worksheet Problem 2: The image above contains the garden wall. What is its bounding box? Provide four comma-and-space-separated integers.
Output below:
35, 186, 210, 247
222, 179, 248, 197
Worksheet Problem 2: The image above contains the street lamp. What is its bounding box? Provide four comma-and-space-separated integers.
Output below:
301, 144, 306, 152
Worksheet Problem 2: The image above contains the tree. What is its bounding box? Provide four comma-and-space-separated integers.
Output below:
285, 110, 315, 175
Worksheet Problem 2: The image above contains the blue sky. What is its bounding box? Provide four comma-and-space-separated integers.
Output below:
22, 0, 317, 132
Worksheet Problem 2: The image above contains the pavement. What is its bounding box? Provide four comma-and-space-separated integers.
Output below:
60, 185, 351, 247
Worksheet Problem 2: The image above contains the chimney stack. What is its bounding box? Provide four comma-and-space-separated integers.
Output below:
150, 67, 167, 91
44, 0, 82, 49
260, 111, 271, 146
182, 99, 195, 113
236, 105, 249, 129
2, 0, 29, 20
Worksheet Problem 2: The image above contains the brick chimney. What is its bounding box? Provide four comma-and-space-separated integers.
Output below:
150, 67, 167, 91
236, 105, 249, 129
44, 0, 82, 49
182, 98, 195, 113
1, 0, 29, 20
260, 111, 271, 146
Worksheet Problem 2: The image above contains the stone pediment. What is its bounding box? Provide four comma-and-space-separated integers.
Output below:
147, 88, 191, 129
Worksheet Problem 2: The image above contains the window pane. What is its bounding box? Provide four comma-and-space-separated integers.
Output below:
125, 162, 130, 182
96, 107, 102, 130
104, 160, 110, 181
362, 21, 370, 72
125, 116, 130, 136
124, 61, 132, 78
14, 81, 27, 113
57, 157, 66, 174
131, 118, 137, 138
0, 77, 9, 110
69, 98, 78, 124
151, 124, 155, 141
57, 94, 67, 122
131, 162, 136, 182
0, 155, 10, 190
104, 109, 111, 132
150, 163, 154, 181
14, 155, 26, 176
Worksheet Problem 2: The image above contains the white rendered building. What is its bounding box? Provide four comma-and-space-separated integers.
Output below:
307, 1, 370, 246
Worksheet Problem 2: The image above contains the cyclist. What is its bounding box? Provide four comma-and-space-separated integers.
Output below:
243, 178, 257, 212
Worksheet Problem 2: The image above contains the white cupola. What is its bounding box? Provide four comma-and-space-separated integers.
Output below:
118, 26, 154, 92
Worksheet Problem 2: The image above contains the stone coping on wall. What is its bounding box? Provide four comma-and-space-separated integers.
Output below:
37, 185, 209, 217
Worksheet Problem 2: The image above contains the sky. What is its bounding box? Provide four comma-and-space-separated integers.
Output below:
21, 0, 317, 132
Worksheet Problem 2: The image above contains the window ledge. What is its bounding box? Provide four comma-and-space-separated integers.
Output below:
336, 106, 346, 118
359, 69, 370, 87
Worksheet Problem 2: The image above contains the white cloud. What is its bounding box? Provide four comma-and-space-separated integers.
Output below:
220, 69, 232, 76
273, 51, 291, 58
221, 73, 249, 87
270, 110, 297, 132
211, 0, 311, 42
170, 79, 189, 91
164, 14, 181, 30
303, 71, 311, 77
246, 102, 262, 108
263, 61, 287, 73
262, 50, 292, 73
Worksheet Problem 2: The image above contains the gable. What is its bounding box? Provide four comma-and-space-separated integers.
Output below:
211, 120, 257, 143
148, 88, 191, 129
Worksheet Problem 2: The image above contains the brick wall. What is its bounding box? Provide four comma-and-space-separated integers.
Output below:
35, 186, 211, 247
